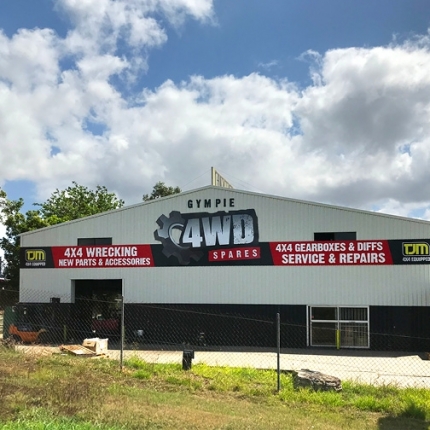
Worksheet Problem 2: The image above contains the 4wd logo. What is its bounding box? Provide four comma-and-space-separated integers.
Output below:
154, 209, 259, 264
25, 249, 47, 267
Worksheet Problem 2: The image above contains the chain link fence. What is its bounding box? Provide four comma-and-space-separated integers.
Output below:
2, 286, 430, 388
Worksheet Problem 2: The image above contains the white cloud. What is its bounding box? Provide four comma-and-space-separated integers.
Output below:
257, 60, 279, 71
1, 2, 430, 224
0, 29, 60, 91
374, 199, 429, 219
294, 40, 430, 210
58, 0, 213, 55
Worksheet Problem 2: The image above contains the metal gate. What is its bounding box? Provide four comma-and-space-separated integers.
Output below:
309, 306, 369, 348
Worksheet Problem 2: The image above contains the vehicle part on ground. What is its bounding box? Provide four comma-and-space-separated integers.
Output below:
8, 324, 47, 343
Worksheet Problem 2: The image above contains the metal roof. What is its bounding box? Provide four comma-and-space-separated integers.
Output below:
19, 185, 430, 237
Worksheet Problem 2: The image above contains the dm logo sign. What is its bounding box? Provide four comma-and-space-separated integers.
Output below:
154, 209, 259, 265
25, 249, 46, 261
402, 242, 430, 256
24, 249, 47, 267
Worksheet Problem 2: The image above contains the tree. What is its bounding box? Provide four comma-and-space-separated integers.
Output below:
0, 182, 124, 290
36, 182, 125, 224
142, 181, 181, 201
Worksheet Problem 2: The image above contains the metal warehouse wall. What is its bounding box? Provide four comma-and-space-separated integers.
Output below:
19, 186, 430, 306
20, 264, 430, 306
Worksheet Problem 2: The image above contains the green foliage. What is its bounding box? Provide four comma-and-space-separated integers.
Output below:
35, 182, 124, 224
142, 181, 181, 201
0, 194, 48, 289
124, 355, 149, 370
133, 369, 152, 380
0, 182, 124, 289
125, 356, 183, 380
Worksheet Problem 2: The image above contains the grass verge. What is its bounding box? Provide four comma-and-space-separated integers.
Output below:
0, 346, 429, 429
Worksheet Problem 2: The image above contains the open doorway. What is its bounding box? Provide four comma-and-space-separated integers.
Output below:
73, 279, 122, 338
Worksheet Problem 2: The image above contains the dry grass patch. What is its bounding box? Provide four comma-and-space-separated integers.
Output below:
0, 346, 429, 429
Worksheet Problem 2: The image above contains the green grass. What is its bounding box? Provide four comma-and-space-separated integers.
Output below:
1, 409, 125, 430
1, 346, 430, 429
124, 356, 430, 419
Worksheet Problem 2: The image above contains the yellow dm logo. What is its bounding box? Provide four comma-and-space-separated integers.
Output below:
25, 249, 46, 262
402, 242, 430, 256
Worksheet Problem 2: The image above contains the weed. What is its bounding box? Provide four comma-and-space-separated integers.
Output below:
1, 408, 125, 429
1, 349, 430, 429
134, 369, 152, 379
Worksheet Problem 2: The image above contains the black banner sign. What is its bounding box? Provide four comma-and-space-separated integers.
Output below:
20, 239, 430, 268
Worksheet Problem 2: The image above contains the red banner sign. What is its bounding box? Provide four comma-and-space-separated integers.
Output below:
269, 241, 393, 266
51, 245, 154, 268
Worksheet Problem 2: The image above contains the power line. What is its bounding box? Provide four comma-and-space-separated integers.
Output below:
179, 169, 210, 190
212, 168, 266, 194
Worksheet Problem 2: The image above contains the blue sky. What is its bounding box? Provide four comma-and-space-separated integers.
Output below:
0, 0, 430, 224
2, 1, 428, 93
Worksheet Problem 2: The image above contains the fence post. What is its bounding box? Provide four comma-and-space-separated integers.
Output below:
120, 295, 125, 371
276, 312, 281, 392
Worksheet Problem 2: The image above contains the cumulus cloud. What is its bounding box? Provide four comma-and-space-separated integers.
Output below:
1, 0, 430, 223
58, 0, 213, 59
0, 29, 60, 91
295, 42, 430, 209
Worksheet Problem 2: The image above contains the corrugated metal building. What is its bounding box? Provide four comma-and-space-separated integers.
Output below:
19, 186, 430, 351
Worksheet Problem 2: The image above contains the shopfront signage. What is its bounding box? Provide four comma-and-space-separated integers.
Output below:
20, 207, 430, 268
